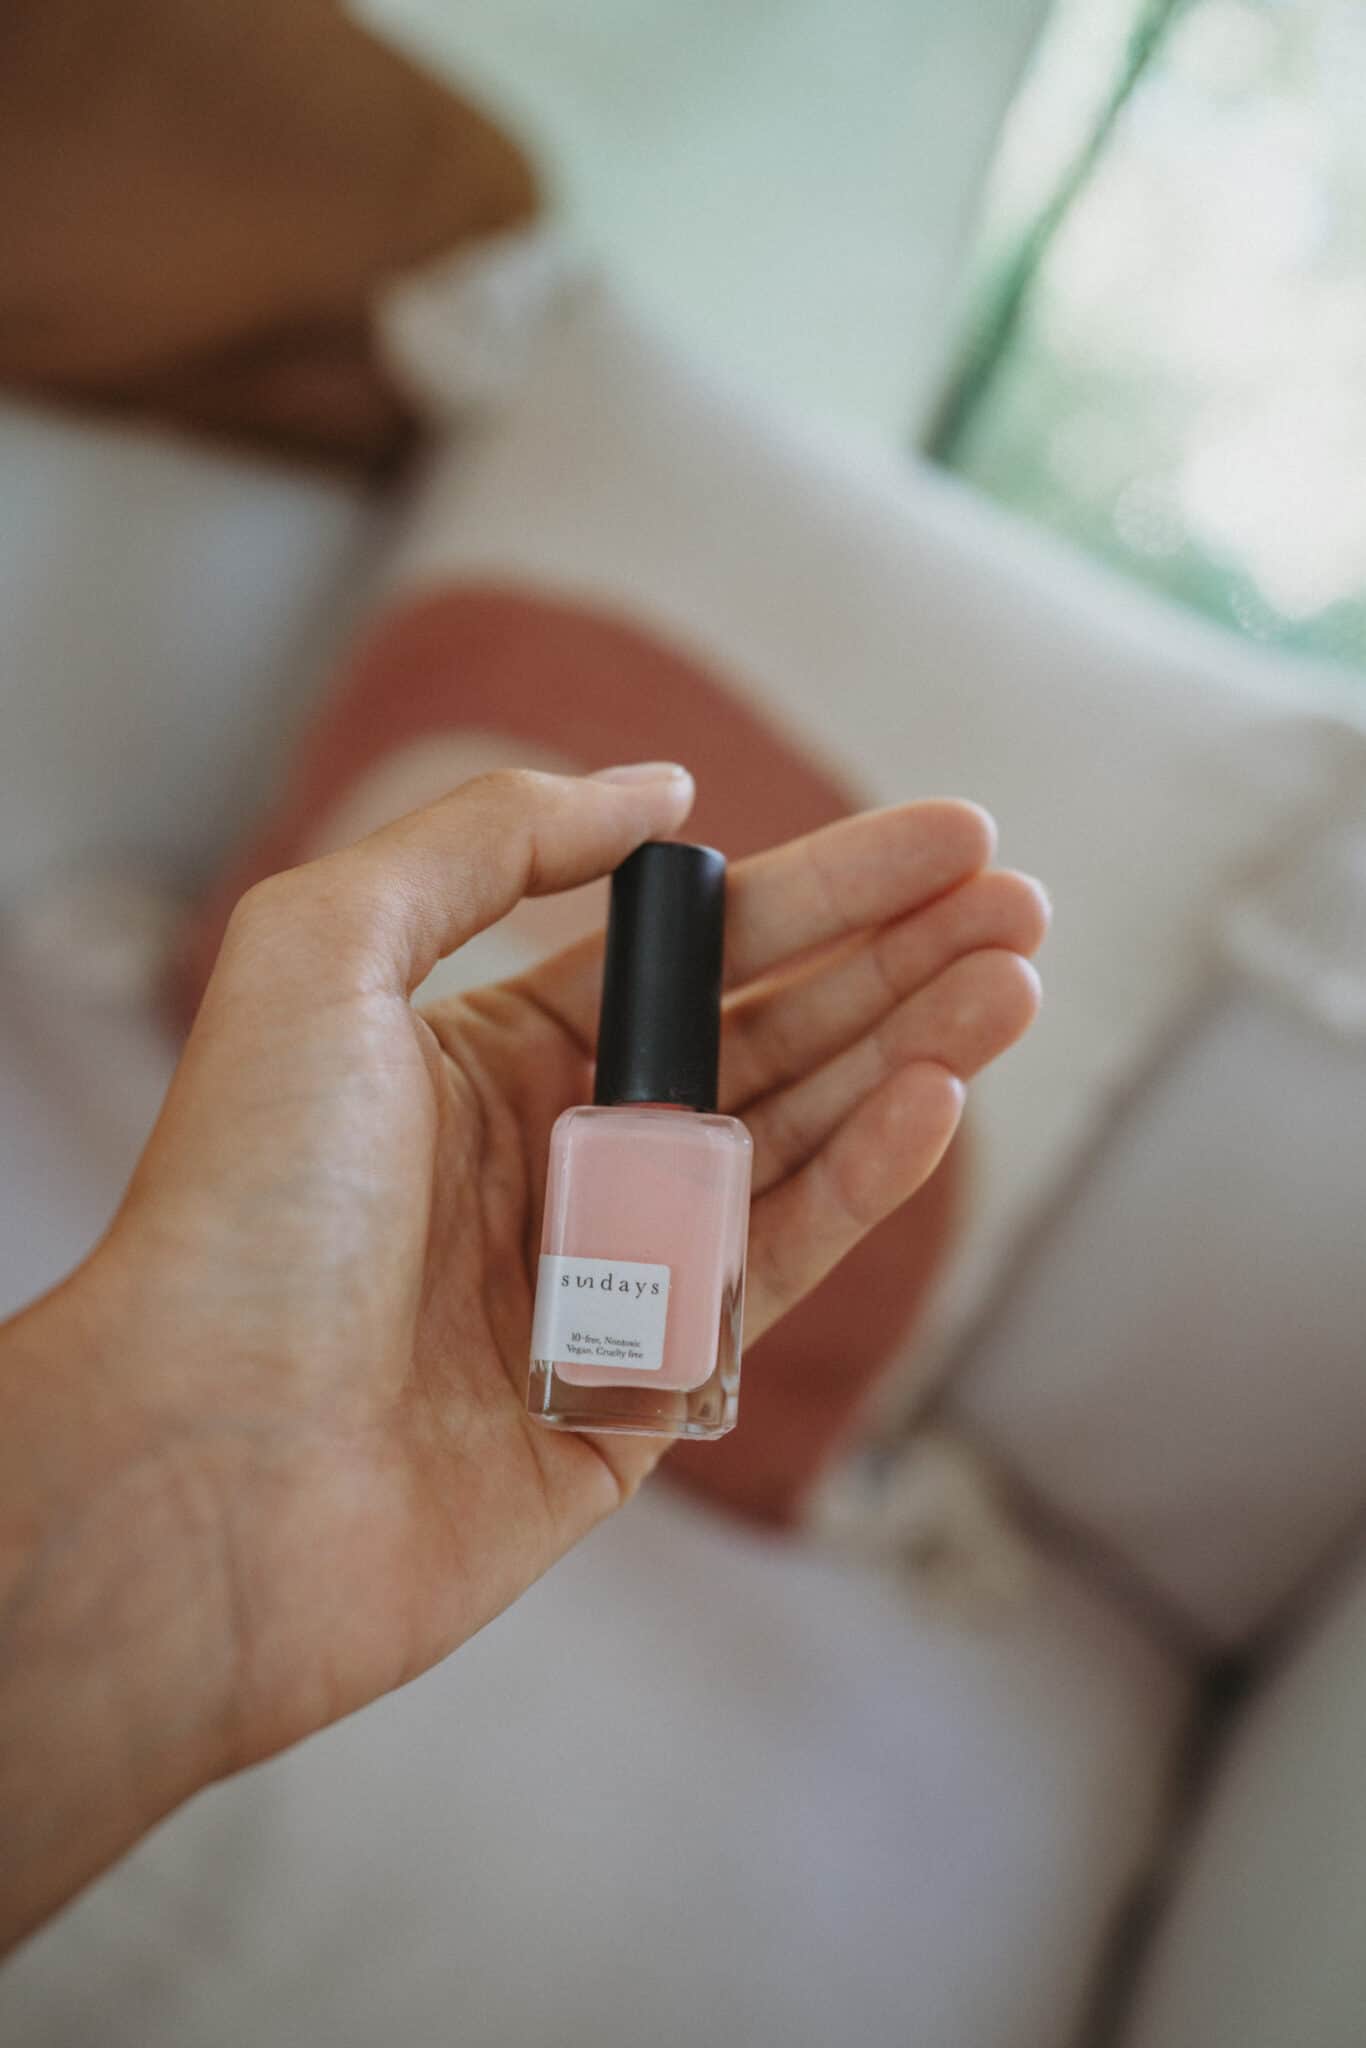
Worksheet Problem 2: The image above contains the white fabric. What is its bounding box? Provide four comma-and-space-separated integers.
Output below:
0, 394, 369, 1308
953, 940, 1366, 1648
356, 0, 1051, 439
378, 254, 1360, 1376
1119, 1547, 1366, 2048
2, 1483, 1188, 2048
0, 977, 148, 1316
1223, 811, 1366, 1038
0, 400, 374, 906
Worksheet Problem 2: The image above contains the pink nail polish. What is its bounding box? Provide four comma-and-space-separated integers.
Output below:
528, 843, 752, 1439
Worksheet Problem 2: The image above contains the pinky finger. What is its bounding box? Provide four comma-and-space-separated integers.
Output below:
742, 1059, 965, 1347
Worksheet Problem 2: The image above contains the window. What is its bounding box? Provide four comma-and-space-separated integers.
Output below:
931, 0, 1364, 674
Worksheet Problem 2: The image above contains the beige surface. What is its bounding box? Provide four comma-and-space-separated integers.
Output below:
1, 1483, 1189, 2048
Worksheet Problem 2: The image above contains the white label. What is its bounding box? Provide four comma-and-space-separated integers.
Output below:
531, 1256, 671, 1372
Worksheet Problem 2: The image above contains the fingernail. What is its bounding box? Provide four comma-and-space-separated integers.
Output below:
591, 761, 693, 786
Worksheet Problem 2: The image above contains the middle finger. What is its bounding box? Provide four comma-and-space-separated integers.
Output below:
720, 867, 1049, 1112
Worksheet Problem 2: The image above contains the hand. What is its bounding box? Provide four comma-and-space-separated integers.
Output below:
0, 0, 537, 466
0, 765, 1045, 1945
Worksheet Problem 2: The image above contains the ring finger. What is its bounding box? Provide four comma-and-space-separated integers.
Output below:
748, 946, 1041, 1195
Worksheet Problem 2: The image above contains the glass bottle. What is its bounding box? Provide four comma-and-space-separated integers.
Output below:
527, 843, 752, 1439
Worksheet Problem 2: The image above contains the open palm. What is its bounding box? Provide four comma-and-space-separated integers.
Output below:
108, 767, 1044, 1773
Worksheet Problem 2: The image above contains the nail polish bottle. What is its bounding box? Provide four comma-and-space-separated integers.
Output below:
528, 842, 752, 1439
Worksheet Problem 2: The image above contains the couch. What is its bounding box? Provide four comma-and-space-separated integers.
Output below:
3, 11, 1366, 2041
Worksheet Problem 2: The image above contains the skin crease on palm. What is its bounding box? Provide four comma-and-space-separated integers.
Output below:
0, 765, 1047, 1949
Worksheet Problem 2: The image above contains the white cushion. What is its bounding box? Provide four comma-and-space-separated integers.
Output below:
953, 929, 1366, 1647
0, 941, 179, 1316
0, 982, 128, 1317
0, 400, 372, 905
1, 1483, 1188, 2048
1119, 1542, 1366, 2048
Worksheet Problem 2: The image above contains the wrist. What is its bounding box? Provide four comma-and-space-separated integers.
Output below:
0, 1257, 239, 1949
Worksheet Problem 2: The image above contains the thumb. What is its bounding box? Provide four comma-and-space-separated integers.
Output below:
226, 764, 697, 999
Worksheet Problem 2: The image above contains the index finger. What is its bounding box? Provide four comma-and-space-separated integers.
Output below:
213, 764, 695, 1004
525, 800, 997, 1045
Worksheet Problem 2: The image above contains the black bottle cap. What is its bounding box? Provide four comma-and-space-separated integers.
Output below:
594, 841, 726, 1114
